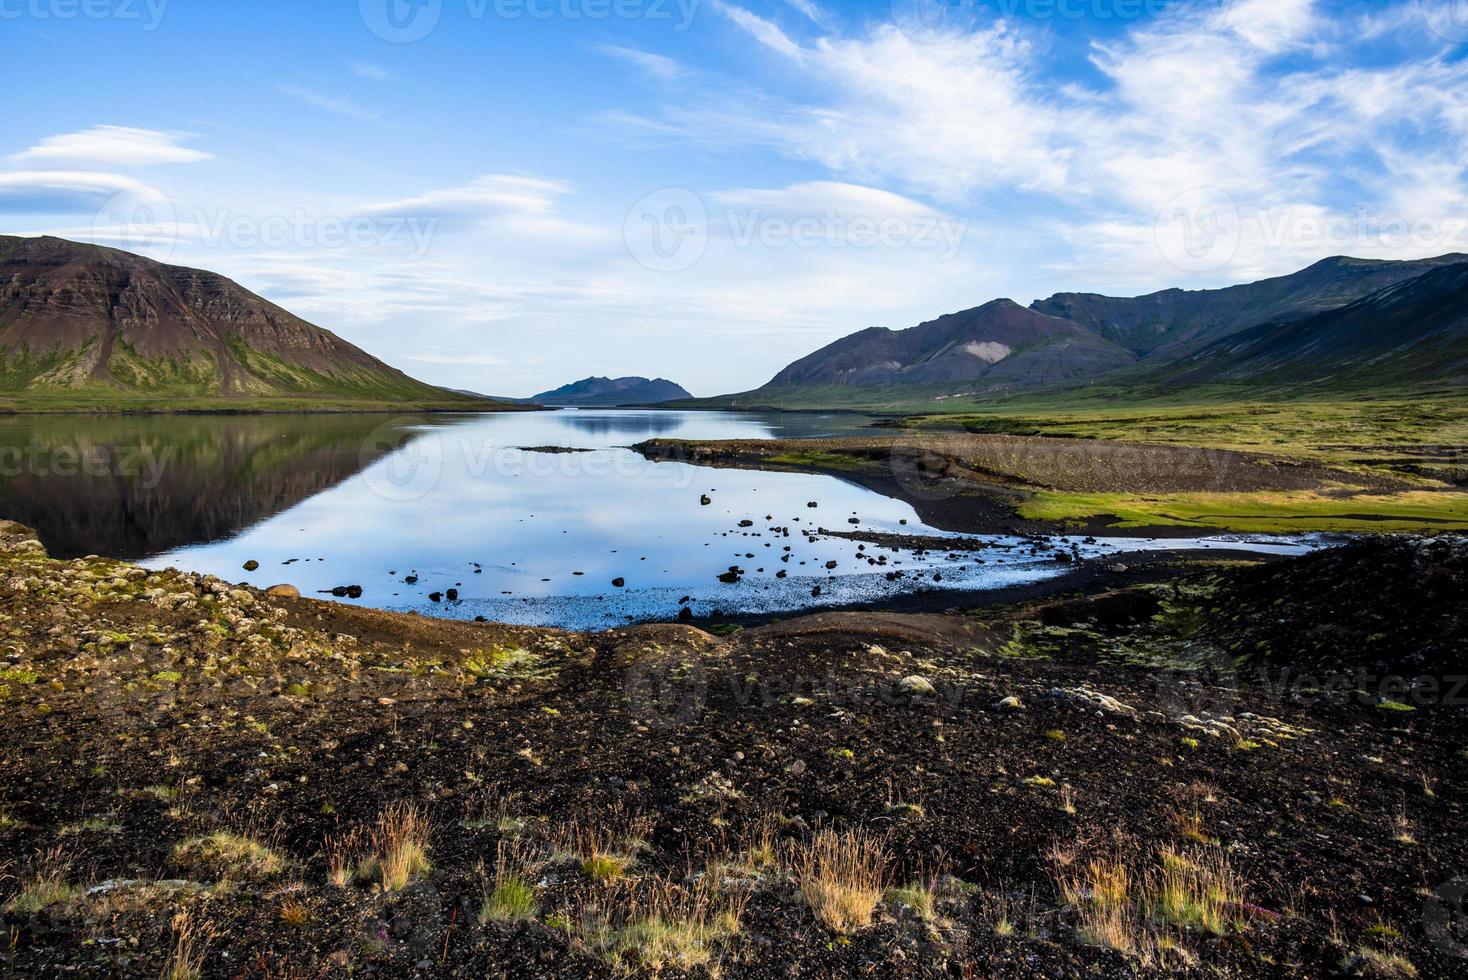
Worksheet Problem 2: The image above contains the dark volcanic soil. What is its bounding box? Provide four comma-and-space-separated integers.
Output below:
1, 520, 1466, 978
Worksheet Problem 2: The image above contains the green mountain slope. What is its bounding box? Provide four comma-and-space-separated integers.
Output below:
0, 236, 512, 413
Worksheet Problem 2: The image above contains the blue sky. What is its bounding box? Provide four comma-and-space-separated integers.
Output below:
3, 0, 1467, 396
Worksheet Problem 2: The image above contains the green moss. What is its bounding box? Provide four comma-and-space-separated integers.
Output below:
462, 645, 553, 681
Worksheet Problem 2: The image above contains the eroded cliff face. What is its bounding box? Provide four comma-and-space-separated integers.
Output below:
0, 235, 429, 397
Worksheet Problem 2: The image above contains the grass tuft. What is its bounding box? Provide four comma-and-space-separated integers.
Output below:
4, 847, 80, 913
480, 840, 540, 924
790, 829, 889, 933
172, 831, 285, 879
159, 910, 216, 980
360, 802, 432, 892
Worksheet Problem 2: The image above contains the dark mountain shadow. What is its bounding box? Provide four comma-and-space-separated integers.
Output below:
0, 414, 457, 559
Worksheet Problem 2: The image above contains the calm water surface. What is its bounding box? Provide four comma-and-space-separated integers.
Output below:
0, 411, 1318, 629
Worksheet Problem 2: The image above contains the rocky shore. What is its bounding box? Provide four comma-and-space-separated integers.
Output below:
1, 520, 1465, 977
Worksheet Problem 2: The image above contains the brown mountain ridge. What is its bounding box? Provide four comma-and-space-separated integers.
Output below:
0, 235, 505, 411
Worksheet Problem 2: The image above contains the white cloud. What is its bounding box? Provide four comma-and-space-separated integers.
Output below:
593, 43, 687, 80
704, 12, 1065, 201
635, 1, 1468, 294
0, 170, 147, 211
352, 62, 393, 81
714, 1, 803, 58
361, 174, 613, 246
277, 84, 381, 122
713, 180, 954, 220
780, 0, 825, 25
9, 126, 211, 167
364, 174, 573, 220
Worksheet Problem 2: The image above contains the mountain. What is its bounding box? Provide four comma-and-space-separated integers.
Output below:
531, 376, 692, 406
1031, 254, 1468, 359
766, 299, 1136, 390
688, 253, 1468, 410
1157, 261, 1468, 388
0, 235, 505, 411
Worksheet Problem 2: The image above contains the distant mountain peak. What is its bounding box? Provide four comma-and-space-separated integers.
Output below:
531, 376, 693, 406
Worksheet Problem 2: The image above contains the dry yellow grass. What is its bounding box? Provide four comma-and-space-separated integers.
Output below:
790, 829, 890, 933
159, 910, 216, 980
171, 831, 285, 880
1052, 837, 1250, 963
3, 847, 79, 913
360, 802, 431, 892
574, 876, 747, 974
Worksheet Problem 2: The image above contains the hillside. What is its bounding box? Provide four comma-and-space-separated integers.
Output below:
0, 236, 509, 412
766, 299, 1135, 391
1162, 261, 1468, 388
684, 254, 1468, 412
1031, 254, 1468, 358
531, 376, 692, 406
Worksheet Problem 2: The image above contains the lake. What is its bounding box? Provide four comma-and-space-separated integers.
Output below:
0, 410, 1317, 630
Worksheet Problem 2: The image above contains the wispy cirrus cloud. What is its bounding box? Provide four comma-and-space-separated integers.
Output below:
277, 84, 382, 122
352, 62, 394, 81
9, 126, 211, 168
621, 0, 1468, 291
592, 42, 688, 80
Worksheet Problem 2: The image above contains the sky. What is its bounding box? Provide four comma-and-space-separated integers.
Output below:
3, 0, 1467, 397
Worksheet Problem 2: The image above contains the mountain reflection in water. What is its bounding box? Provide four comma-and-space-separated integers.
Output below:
0, 414, 454, 559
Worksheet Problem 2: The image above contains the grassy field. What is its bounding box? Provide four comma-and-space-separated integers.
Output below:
1017, 489, 1468, 533
897, 398, 1468, 531
646, 396, 1468, 533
